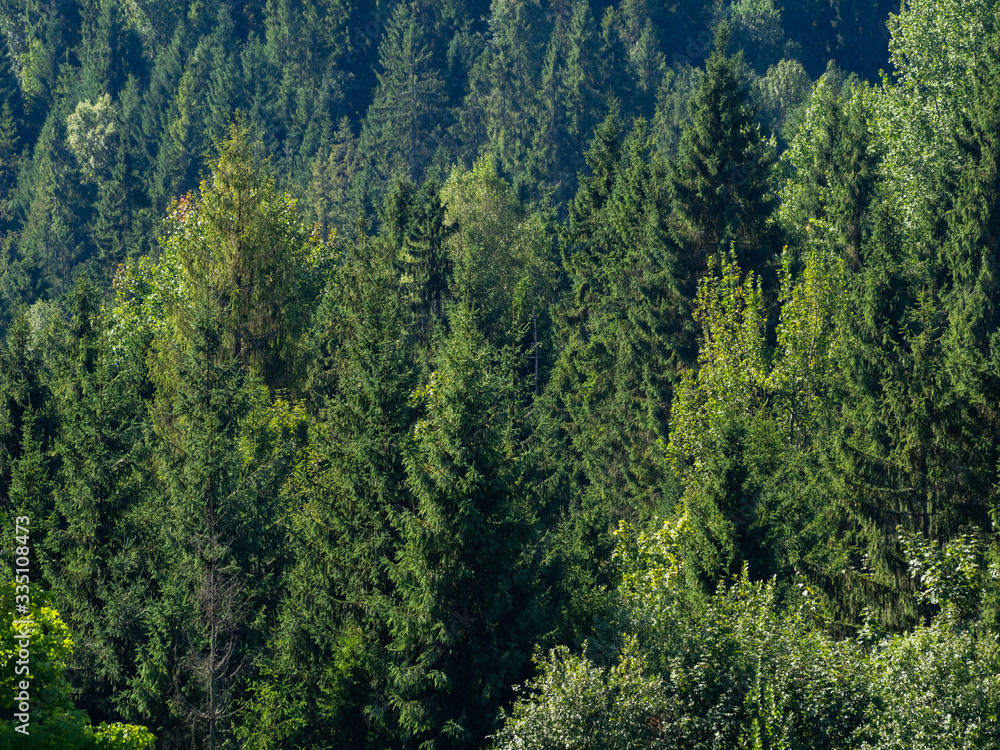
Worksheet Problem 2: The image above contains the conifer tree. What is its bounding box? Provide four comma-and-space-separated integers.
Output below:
249, 240, 417, 748
463, 0, 545, 190
539, 114, 689, 643
0, 314, 54, 580
152, 281, 250, 750
363, 2, 447, 185
6, 113, 88, 309
160, 122, 319, 393
527, 0, 600, 206
0, 314, 49, 512
553, 113, 688, 521
0, 100, 20, 223
304, 115, 357, 240
671, 23, 778, 281
780, 65, 878, 268
43, 279, 157, 726
817, 41, 1000, 627
92, 139, 145, 267
383, 302, 542, 749
392, 176, 453, 356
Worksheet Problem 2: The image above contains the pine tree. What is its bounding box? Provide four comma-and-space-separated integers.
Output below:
303, 115, 356, 240
383, 303, 542, 749
363, 2, 447, 185
249, 242, 417, 748
0, 100, 20, 223
0, 313, 52, 525
379, 176, 454, 363
5, 114, 87, 310
527, 0, 600, 207
463, 0, 545, 190
671, 23, 778, 282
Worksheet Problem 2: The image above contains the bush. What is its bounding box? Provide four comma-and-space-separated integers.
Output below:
0, 582, 154, 749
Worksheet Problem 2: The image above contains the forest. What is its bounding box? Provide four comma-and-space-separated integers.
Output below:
2, 0, 1000, 748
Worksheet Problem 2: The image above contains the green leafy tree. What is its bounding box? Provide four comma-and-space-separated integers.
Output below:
442, 158, 556, 363
492, 639, 666, 750
0, 582, 155, 749
667, 246, 845, 590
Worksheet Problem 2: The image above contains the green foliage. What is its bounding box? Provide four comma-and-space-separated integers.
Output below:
4, 5, 1000, 748
502, 525, 1000, 750
0, 582, 154, 749
362, 2, 446, 186
863, 619, 1000, 750
898, 528, 995, 617
492, 639, 666, 750
671, 24, 778, 279
442, 157, 557, 355
875, 0, 1000, 224
155, 121, 324, 392
667, 247, 843, 586
754, 58, 811, 146
724, 0, 784, 73
246, 240, 415, 748
65, 94, 116, 182
384, 303, 543, 748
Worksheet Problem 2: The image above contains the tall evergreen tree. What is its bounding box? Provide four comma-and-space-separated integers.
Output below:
671, 23, 778, 282
0, 312, 51, 522
380, 176, 454, 361
43, 279, 157, 726
362, 2, 447, 186
553, 112, 688, 521
152, 280, 251, 750
462, 0, 545, 191
780, 65, 878, 268
245, 241, 417, 749
383, 302, 542, 749
159, 122, 320, 393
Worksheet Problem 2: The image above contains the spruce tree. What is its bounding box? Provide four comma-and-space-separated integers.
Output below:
540, 114, 689, 645
462, 0, 545, 192
379, 175, 454, 367
671, 23, 778, 281
43, 279, 157, 726
152, 283, 250, 750
250, 241, 417, 748
383, 302, 542, 749
0, 313, 55, 580
780, 65, 878, 268
0, 314, 49, 512
554, 113, 689, 521
161, 122, 319, 393
363, 2, 447, 186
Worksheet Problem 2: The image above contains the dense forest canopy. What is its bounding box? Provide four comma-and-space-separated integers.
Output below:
2, 0, 1000, 748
